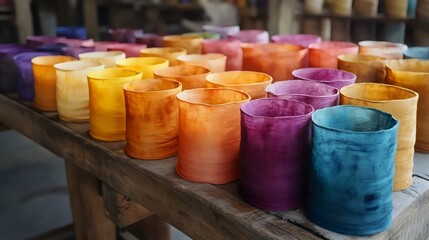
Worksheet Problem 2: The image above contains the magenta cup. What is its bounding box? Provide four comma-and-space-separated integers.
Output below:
309, 41, 359, 68
293, 68, 357, 89
26, 35, 66, 49
0, 46, 31, 93
271, 34, 322, 48
203, 25, 240, 38
202, 38, 243, 70
108, 28, 143, 43
228, 30, 269, 43
136, 33, 164, 48
106, 43, 147, 57
93, 41, 119, 51
13, 52, 56, 100
266, 80, 339, 110
240, 98, 314, 211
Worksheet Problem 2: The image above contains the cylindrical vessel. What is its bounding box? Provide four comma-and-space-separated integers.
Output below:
78, 51, 125, 68
36, 43, 68, 54
307, 105, 399, 236
292, 68, 357, 89
0, 46, 30, 93
63, 46, 95, 58
353, 0, 379, 17
206, 71, 272, 99
240, 99, 313, 211
93, 41, 119, 51
337, 54, 386, 83
87, 68, 142, 141
108, 28, 143, 43
266, 80, 339, 110
153, 65, 211, 90
135, 33, 164, 48
242, 43, 308, 82
13, 52, 55, 100
26, 35, 65, 48
202, 39, 243, 71
271, 34, 321, 48
54, 60, 104, 122
116, 57, 169, 79
228, 30, 269, 43
183, 32, 220, 40
330, 0, 353, 16
385, 59, 429, 152
404, 47, 429, 60
358, 41, 407, 59
385, 0, 408, 18
106, 43, 147, 57
31, 55, 75, 111
202, 25, 240, 38
56, 26, 87, 39
124, 79, 182, 159
176, 88, 251, 184
177, 53, 226, 73
340, 83, 418, 191
309, 41, 359, 68
163, 35, 203, 54
140, 47, 186, 66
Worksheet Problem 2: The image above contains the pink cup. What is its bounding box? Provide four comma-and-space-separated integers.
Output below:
106, 43, 147, 57
271, 34, 322, 48
309, 41, 359, 68
292, 68, 357, 89
202, 38, 243, 70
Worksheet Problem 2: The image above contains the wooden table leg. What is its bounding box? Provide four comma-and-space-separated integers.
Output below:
65, 161, 116, 240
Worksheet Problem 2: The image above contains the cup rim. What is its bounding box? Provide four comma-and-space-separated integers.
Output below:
340, 83, 419, 103
240, 98, 314, 119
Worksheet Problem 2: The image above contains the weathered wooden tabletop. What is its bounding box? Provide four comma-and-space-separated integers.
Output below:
1, 93, 428, 240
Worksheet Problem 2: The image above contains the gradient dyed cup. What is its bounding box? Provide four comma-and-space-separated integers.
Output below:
206, 71, 272, 99
404, 47, 429, 60
108, 28, 143, 43
337, 54, 386, 83
31, 55, 75, 111
242, 43, 308, 82
228, 30, 269, 43
163, 35, 203, 54
153, 65, 211, 90
93, 41, 119, 51
266, 80, 339, 110
124, 79, 182, 159
79, 51, 125, 68
240, 99, 313, 211
358, 41, 407, 59
136, 34, 164, 48
87, 68, 142, 141
271, 34, 321, 48
202, 25, 240, 38
177, 53, 226, 73
340, 83, 418, 191
140, 47, 186, 66
176, 88, 250, 184
116, 57, 169, 79
385, 59, 429, 152
292, 68, 357, 89
0, 46, 30, 93
202, 39, 243, 71
307, 105, 399, 236
13, 52, 55, 100
106, 43, 147, 57
309, 41, 359, 68
54, 60, 104, 122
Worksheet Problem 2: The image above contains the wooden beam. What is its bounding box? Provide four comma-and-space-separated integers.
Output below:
14, 0, 34, 43
83, 0, 99, 40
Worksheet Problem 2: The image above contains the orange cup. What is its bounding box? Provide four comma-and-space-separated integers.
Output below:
163, 35, 203, 54
309, 41, 359, 68
177, 53, 226, 73
124, 79, 182, 159
116, 57, 169, 79
153, 65, 211, 90
140, 47, 187, 66
32, 55, 75, 111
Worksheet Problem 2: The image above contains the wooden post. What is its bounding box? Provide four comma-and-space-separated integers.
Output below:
65, 161, 116, 240
83, 0, 99, 40
14, 0, 34, 44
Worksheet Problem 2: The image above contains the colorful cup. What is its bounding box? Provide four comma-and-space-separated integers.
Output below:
358, 41, 407, 59
271, 34, 321, 48
140, 47, 186, 66
309, 41, 359, 68
106, 43, 147, 57
78, 51, 125, 68
404, 47, 429, 60
163, 35, 203, 54
116, 57, 169, 79
202, 38, 243, 71
292, 68, 357, 89
228, 30, 269, 43
153, 65, 211, 90
337, 54, 386, 83
177, 53, 226, 73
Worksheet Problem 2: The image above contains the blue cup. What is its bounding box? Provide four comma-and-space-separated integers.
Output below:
404, 47, 429, 60
56, 26, 87, 39
307, 105, 399, 236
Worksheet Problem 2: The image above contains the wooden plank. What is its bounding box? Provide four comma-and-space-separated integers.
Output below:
65, 161, 116, 240
102, 183, 153, 228
0, 94, 320, 240
413, 153, 429, 180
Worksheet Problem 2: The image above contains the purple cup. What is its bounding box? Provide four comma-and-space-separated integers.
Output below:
108, 28, 143, 43
0, 46, 32, 93
229, 30, 269, 43
136, 33, 164, 48
266, 80, 339, 110
240, 98, 314, 211
26, 35, 65, 49
271, 34, 322, 48
292, 68, 356, 89
13, 52, 56, 101
203, 25, 240, 38
202, 38, 243, 70
62, 46, 95, 58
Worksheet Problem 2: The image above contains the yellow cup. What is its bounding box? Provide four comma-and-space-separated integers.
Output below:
32, 55, 76, 111
140, 47, 187, 66
79, 51, 125, 68
153, 65, 211, 90
54, 60, 105, 122
87, 68, 143, 141
338, 54, 386, 83
163, 35, 203, 54
116, 57, 169, 79
177, 53, 227, 73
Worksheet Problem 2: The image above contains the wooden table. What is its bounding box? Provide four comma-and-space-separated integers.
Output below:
1, 93, 429, 240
